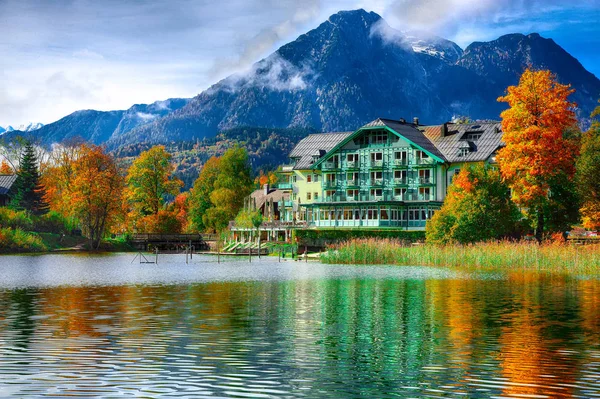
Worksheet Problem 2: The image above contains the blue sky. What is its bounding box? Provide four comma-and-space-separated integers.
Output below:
1, 0, 599, 127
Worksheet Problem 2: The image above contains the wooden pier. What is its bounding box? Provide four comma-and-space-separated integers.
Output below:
131, 233, 217, 251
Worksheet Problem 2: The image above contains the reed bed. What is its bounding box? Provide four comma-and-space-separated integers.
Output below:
320, 238, 600, 274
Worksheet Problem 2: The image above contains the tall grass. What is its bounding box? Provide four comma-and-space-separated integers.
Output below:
321, 238, 600, 274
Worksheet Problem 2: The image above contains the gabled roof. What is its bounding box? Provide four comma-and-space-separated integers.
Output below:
289, 132, 352, 170
421, 122, 503, 163
0, 174, 17, 195
370, 118, 446, 161
250, 187, 289, 210
312, 118, 447, 168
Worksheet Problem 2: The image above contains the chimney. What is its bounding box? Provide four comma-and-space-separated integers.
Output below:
441, 122, 448, 137
399, 118, 406, 124
413, 117, 419, 125
263, 183, 269, 195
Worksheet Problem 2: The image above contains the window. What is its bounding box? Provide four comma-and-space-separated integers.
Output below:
314, 192, 319, 200
292, 175, 297, 182
394, 188, 407, 199
307, 192, 312, 200
419, 169, 431, 184
380, 208, 389, 220
347, 153, 359, 165
370, 188, 383, 199
370, 131, 388, 145
314, 174, 319, 182
419, 187, 431, 199
462, 131, 483, 141
347, 189, 359, 199
370, 171, 383, 181
394, 151, 407, 164
371, 152, 383, 163
394, 170, 407, 183
458, 148, 469, 157
307, 174, 312, 183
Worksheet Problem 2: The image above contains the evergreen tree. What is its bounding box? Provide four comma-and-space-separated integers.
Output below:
11, 142, 48, 215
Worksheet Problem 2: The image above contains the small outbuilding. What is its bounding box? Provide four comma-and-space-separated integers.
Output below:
0, 174, 17, 206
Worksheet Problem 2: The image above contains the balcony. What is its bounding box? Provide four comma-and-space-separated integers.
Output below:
393, 159, 408, 167
345, 160, 359, 169
371, 178, 384, 186
404, 194, 435, 202
345, 179, 359, 187
418, 177, 434, 185
394, 178, 408, 185
323, 180, 337, 189
323, 161, 338, 170
274, 182, 293, 190
415, 158, 435, 166
370, 160, 384, 168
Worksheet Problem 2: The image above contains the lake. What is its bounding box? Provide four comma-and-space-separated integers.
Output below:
0, 253, 599, 398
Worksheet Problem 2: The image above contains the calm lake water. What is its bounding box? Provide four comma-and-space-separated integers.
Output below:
1, 254, 600, 398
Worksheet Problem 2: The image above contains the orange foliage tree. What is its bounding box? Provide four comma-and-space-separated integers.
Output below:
42, 143, 85, 220
70, 145, 124, 249
497, 69, 579, 241
125, 146, 182, 232
0, 160, 12, 174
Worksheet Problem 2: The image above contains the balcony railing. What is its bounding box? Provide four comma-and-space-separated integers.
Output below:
370, 160, 384, 168
393, 159, 408, 167
323, 162, 337, 170
323, 180, 337, 188
415, 158, 435, 166
405, 194, 435, 202
345, 160, 359, 168
394, 178, 408, 185
274, 182, 293, 190
346, 179, 358, 187
418, 177, 433, 185
371, 178, 384, 186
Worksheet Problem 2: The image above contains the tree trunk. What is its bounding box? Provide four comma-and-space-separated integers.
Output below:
536, 207, 544, 244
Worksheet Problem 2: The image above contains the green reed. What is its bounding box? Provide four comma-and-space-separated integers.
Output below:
320, 238, 600, 274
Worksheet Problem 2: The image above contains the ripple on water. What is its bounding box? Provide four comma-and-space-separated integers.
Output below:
0, 255, 599, 397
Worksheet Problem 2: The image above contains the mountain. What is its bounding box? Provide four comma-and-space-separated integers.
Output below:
4, 98, 189, 145
0, 123, 43, 135
107, 9, 599, 149
7, 9, 600, 149
457, 33, 600, 122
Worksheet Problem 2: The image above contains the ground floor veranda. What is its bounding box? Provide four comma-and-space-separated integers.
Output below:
283, 202, 442, 229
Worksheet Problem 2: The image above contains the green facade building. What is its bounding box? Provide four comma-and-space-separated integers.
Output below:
276, 118, 503, 230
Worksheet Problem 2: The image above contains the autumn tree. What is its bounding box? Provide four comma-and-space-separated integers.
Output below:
497, 69, 579, 241
42, 141, 85, 220
125, 146, 182, 229
188, 146, 253, 232
204, 146, 253, 232
11, 141, 48, 215
576, 102, 600, 229
70, 145, 123, 250
426, 164, 520, 244
188, 156, 221, 232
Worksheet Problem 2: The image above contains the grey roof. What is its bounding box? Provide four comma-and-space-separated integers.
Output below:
421, 122, 504, 163
0, 174, 17, 195
250, 187, 289, 210
367, 118, 447, 161
290, 132, 352, 170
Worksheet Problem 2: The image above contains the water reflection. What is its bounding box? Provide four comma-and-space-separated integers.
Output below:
0, 258, 599, 397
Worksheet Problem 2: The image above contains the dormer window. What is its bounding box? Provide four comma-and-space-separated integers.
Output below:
462, 132, 483, 141
458, 147, 469, 157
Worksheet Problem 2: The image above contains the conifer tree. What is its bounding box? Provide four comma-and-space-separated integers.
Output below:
11, 141, 48, 214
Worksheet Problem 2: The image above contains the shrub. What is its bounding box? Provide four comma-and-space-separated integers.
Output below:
33, 211, 73, 234
0, 208, 34, 230
0, 227, 47, 253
